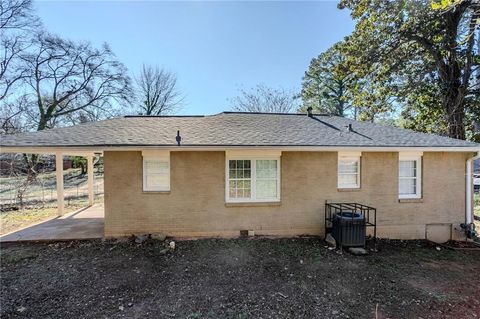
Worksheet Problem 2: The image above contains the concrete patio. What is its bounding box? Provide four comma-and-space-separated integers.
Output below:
0, 204, 104, 242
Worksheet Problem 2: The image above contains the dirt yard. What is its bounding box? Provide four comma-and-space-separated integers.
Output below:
1, 238, 479, 319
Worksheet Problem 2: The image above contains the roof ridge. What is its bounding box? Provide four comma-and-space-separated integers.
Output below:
220, 111, 332, 116
124, 115, 205, 118
124, 112, 334, 118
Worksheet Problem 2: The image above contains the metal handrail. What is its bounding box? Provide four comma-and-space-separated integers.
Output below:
325, 202, 377, 249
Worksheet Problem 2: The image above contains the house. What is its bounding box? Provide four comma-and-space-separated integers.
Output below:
1, 111, 479, 242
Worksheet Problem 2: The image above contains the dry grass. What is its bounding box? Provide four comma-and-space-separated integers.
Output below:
0, 197, 104, 236
1, 206, 62, 236
0, 168, 104, 236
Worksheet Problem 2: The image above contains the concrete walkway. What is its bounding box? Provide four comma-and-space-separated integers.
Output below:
0, 204, 104, 242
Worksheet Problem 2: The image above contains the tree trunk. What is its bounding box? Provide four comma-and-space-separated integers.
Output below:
22, 154, 40, 176
439, 6, 468, 141
80, 162, 86, 175
441, 70, 466, 140
446, 105, 466, 140
37, 114, 48, 131
25, 114, 50, 175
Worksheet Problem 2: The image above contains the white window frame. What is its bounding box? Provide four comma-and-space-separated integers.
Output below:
142, 150, 170, 192
337, 152, 361, 189
225, 151, 281, 203
398, 152, 422, 199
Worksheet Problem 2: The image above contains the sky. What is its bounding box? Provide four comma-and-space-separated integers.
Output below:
35, 1, 355, 115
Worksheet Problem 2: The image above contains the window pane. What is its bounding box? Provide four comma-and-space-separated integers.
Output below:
228, 180, 251, 198
399, 161, 416, 178
236, 189, 244, 198
237, 169, 244, 178
338, 173, 358, 187
146, 160, 168, 174
229, 160, 251, 180
339, 160, 358, 174
228, 159, 278, 201
256, 179, 277, 198
144, 159, 169, 191
256, 160, 277, 178
399, 178, 416, 195
146, 174, 169, 188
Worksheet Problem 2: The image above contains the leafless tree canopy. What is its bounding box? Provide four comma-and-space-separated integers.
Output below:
135, 64, 183, 115
22, 33, 132, 130
0, 0, 40, 100
0, 0, 38, 30
229, 84, 299, 113
0, 94, 35, 134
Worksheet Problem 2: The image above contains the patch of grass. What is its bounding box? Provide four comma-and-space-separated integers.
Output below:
1, 207, 57, 235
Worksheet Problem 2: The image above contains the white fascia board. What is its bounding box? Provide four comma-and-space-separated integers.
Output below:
1, 145, 479, 154
0, 147, 99, 156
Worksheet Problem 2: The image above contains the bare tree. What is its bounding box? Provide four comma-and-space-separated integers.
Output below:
135, 64, 184, 115
229, 84, 299, 113
22, 33, 132, 131
0, 93, 34, 134
0, 0, 40, 100
0, 0, 38, 30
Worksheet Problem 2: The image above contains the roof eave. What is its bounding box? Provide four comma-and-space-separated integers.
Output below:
1, 145, 479, 154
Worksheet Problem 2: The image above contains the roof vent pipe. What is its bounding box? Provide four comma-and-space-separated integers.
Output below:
176, 130, 182, 146
347, 124, 353, 132
307, 107, 313, 117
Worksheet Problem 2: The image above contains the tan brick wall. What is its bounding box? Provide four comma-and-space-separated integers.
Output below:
104, 151, 470, 240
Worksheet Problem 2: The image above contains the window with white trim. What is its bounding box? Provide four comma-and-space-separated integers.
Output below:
338, 152, 361, 189
398, 154, 422, 199
226, 157, 280, 202
142, 151, 170, 192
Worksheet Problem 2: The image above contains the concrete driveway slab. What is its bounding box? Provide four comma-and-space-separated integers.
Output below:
0, 204, 104, 242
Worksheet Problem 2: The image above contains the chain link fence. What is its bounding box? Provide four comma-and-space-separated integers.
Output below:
0, 169, 104, 211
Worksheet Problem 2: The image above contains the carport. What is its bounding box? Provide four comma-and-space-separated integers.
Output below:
1, 147, 105, 242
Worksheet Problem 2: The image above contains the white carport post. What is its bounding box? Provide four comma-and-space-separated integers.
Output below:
55, 151, 64, 216
87, 154, 94, 206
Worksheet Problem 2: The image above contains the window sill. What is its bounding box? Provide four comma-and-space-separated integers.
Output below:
142, 191, 171, 194
225, 201, 281, 207
398, 198, 423, 203
337, 188, 361, 192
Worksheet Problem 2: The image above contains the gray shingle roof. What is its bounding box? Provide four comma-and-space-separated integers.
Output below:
1, 112, 479, 149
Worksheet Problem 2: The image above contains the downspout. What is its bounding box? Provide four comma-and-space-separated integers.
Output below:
466, 151, 480, 224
